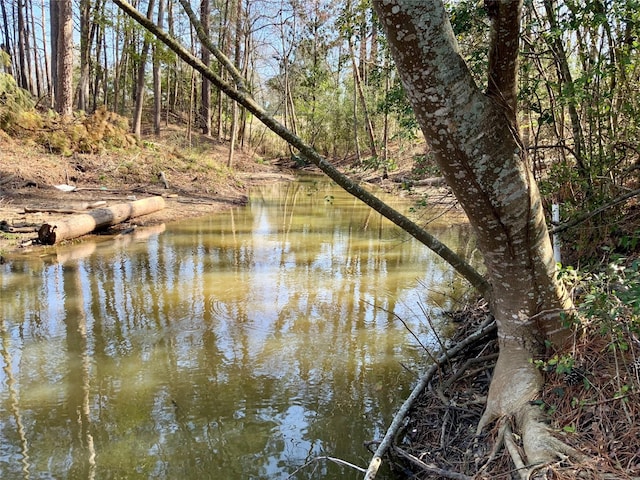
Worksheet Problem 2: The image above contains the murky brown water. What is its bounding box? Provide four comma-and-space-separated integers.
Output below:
0, 177, 476, 479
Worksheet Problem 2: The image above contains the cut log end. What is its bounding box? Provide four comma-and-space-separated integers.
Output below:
38, 223, 58, 245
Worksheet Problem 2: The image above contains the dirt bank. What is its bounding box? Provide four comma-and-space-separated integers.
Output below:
0, 132, 295, 259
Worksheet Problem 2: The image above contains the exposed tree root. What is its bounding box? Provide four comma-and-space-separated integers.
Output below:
367, 301, 640, 479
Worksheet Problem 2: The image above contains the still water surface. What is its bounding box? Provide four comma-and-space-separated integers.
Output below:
0, 178, 475, 479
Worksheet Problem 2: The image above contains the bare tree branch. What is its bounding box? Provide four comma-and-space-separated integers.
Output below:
550, 187, 640, 235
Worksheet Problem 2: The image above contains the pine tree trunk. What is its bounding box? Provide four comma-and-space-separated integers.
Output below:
55, 0, 74, 117
39, 0, 50, 98
28, 0, 43, 97
153, 0, 165, 134
17, 0, 32, 91
49, 0, 58, 102
0, 1, 12, 76
76, 0, 94, 112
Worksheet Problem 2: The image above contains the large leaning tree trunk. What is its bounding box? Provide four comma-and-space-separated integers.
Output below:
373, 0, 580, 468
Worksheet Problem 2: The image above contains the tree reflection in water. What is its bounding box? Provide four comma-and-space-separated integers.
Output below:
0, 179, 477, 479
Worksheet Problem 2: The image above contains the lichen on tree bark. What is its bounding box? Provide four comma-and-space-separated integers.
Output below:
373, 0, 580, 471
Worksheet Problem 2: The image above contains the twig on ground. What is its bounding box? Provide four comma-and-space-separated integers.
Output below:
363, 316, 496, 480
475, 422, 506, 477
440, 353, 499, 392
392, 446, 473, 480
503, 422, 529, 480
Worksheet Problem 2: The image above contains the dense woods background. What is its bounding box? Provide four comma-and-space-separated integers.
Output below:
1, 0, 639, 262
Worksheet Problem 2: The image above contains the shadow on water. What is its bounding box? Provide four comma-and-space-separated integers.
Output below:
0, 177, 478, 479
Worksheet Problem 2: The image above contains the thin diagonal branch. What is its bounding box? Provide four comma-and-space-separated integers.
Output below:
112, 0, 490, 296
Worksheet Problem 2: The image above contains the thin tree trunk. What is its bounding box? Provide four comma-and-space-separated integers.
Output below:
349, 37, 378, 159
92, 0, 107, 110
187, 65, 195, 144
186, 19, 196, 144
217, 0, 232, 141
28, 0, 43, 97
352, 79, 362, 164
132, 0, 156, 136
228, 0, 243, 167
153, 0, 165, 134
166, 0, 174, 125
358, 15, 367, 85
381, 52, 390, 179
113, 8, 124, 114
542, 0, 587, 177
39, 0, 49, 99
76, 0, 94, 111
239, 0, 251, 147
17, 0, 31, 90
278, 3, 298, 147
0, 0, 12, 75
228, 101, 238, 167
49, 0, 59, 107
200, 0, 211, 135
23, 0, 34, 93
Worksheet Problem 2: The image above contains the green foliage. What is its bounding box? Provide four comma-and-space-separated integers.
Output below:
445, 0, 490, 83
377, 80, 418, 139
535, 354, 576, 375
560, 259, 640, 356
359, 154, 396, 173
412, 153, 440, 177
408, 195, 429, 213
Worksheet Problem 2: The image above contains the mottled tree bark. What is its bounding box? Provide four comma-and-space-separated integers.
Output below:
373, 0, 576, 468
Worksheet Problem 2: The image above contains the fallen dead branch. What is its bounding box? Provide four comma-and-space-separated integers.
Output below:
363, 314, 497, 480
287, 455, 366, 478
392, 446, 473, 480
23, 201, 107, 214
0, 220, 40, 233
24, 207, 86, 214
37, 196, 165, 245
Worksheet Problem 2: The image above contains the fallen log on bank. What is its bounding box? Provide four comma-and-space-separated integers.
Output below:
37, 196, 165, 245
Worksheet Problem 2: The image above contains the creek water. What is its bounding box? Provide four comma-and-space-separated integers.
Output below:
0, 177, 476, 479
